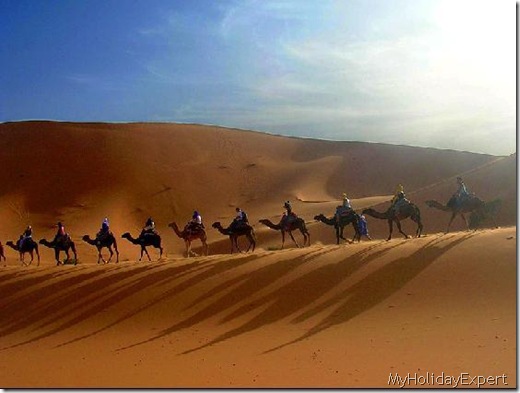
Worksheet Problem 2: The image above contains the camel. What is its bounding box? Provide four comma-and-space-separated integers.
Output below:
212, 221, 256, 253
39, 237, 78, 266
259, 216, 310, 249
362, 201, 423, 241
0, 242, 5, 262
121, 232, 163, 261
314, 211, 361, 244
168, 222, 209, 257
82, 233, 119, 264
6, 238, 40, 266
425, 196, 499, 233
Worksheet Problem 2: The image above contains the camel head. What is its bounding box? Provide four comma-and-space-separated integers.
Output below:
314, 214, 326, 221
121, 232, 131, 239
82, 235, 92, 241
211, 222, 222, 229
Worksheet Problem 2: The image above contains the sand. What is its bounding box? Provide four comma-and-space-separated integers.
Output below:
0, 122, 515, 387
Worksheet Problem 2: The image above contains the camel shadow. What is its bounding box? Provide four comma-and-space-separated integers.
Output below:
265, 232, 476, 353
120, 246, 344, 351
165, 241, 408, 355
58, 254, 261, 348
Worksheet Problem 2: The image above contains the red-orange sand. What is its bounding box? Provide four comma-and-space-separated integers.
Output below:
0, 122, 515, 388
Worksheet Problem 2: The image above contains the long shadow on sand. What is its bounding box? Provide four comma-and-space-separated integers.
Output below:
56, 253, 262, 348
119, 246, 349, 351
119, 240, 409, 353
176, 240, 408, 354
264, 232, 476, 353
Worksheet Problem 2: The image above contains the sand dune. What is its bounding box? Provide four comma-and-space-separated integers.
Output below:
0, 122, 515, 387
0, 228, 515, 387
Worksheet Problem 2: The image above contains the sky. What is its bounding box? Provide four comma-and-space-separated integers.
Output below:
1, 0, 516, 155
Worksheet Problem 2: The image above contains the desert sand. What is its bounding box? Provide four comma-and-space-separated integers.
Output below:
0, 122, 515, 388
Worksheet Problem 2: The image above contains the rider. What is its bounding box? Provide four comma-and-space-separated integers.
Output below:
446, 176, 471, 209
53, 222, 67, 245
186, 211, 203, 234
336, 192, 353, 223
230, 207, 248, 232
96, 217, 110, 242
390, 183, 407, 214
141, 217, 157, 237
282, 201, 297, 228
19, 225, 33, 248
455, 176, 469, 199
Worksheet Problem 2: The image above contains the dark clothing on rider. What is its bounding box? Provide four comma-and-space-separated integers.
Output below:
19, 227, 33, 248
141, 218, 157, 237
230, 209, 248, 232
54, 223, 67, 244
96, 219, 111, 242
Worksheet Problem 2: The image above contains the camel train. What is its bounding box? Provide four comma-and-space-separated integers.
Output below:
2, 177, 500, 265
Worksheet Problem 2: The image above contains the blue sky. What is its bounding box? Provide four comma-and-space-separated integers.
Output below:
1, 0, 516, 155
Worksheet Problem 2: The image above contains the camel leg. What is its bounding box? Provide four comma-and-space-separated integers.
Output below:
415, 219, 423, 237
460, 213, 469, 231
280, 231, 286, 249
139, 246, 147, 261
395, 220, 409, 239
387, 220, 394, 241
339, 226, 346, 241
102, 247, 109, 263
446, 212, 457, 233
246, 234, 255, 252
289, 231, 300, 248
115, 245, 120, 263
159, 246, 164, 259
235, 236, 243, 253
143, 246, 152, 261
185, 240, 193, 258
98, 247, 106, 264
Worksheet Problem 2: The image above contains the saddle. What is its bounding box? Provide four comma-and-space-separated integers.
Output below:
230, 220, 249, 232
335, 206, 353, 218
281, 212, 298, 230
96, 230, 112, 243
391, 198, 411, 216
185, 223, 203, 236
140, 229, 159, 240
447, 193, 476, 209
